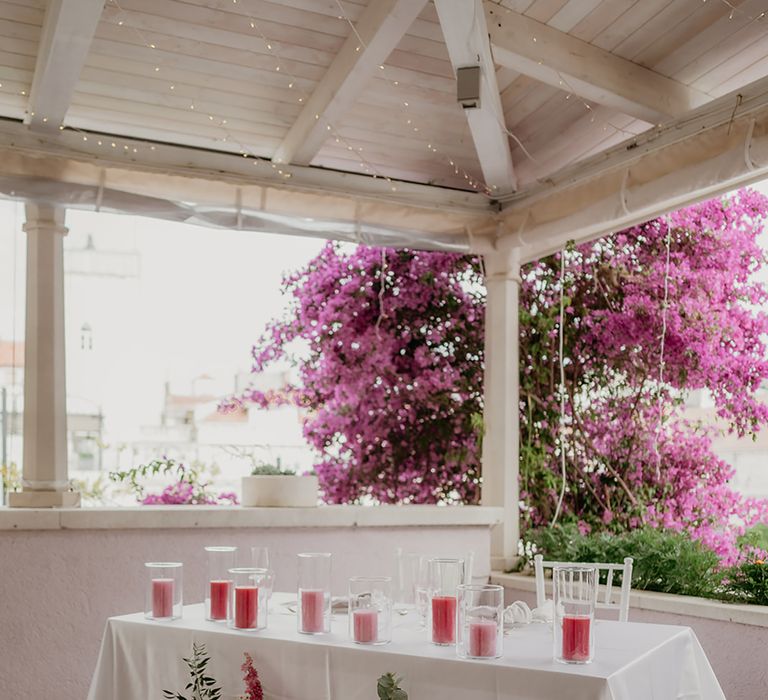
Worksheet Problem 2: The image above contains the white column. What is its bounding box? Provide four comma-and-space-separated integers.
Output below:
9, 203, 79, 508
482, 245, 520, 571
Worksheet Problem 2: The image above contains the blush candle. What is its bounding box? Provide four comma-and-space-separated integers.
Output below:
152, 578, 174, 618
234, 586, 259, 629
468, 619, 498, 657
209, 580, 231, 620
205, 546, 237, 622
228, 568, 268, 631
431, 595, 457, 645
297, 553, 332, 635
456, 584, 503, 659
553, 565, 596, 665
145, 562, 182, 621
562, 615, 591, 662
349, 576, 392, 645
300, 589, 326, 633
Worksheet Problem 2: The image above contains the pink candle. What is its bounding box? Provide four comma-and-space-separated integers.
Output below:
209, 579, 230, 620
562, 615, 591, 661
300, 588, 326, 633
234, 586, 259, 629
468, 619, 498, 657
352, 608, 378, 643
431, 595, 457, 645
152, 578, 174, 618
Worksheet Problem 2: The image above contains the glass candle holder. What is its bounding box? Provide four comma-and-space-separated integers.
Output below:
427, 557, 465, 645
553, 565, 596, 664
348, 577, 392, 645
228, 568, 269, 631
297, 552, 331, 635
205, 546, 237, 621
457, 584, 504, 659
145, 562, 182, 621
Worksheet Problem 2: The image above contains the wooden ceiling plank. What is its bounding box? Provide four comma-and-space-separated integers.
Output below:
486, 3, 710, 123
272, 0, 427, 166
434, 0, 517, 193
25, 0, 105, 132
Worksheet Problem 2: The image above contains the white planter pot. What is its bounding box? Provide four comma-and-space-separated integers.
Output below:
240, 475, 319, 508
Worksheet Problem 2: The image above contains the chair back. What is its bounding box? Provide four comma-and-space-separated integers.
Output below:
533, 553, 634, 622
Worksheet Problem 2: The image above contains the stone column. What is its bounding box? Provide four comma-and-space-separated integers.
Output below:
9, 203, 79, 507
481, 245, 520, 571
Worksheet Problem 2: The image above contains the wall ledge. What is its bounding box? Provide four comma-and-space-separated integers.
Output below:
491, 571, 768, 629
0, 504, 504, 531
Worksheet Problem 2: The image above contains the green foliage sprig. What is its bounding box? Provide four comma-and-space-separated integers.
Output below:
377, 673, 408, 700
162, 642, 222, 700
249, 463, 296, 476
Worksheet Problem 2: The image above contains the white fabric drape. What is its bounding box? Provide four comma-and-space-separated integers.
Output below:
87, 596, 724, 700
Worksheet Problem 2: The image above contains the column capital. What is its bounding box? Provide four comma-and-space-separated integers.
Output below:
22, 203, 68, 236
484, 245, 521, 283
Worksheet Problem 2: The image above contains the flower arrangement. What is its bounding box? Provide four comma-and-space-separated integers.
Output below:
109, 457, 238, 505
162, 642, 222, 700
240, 653, 264, 700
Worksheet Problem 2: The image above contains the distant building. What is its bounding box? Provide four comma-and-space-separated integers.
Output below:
684, 385, 768, 499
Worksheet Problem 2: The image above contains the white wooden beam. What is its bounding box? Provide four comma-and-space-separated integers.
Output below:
434, 0, 517, 195
272, 0, 427, 166
485, 3, 710, 124
25, 0, 105, 133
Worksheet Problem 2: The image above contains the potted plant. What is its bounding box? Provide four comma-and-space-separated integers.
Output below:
241, 463, 319, 507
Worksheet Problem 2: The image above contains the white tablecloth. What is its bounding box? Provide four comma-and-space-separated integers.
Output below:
88, 594, 724, 700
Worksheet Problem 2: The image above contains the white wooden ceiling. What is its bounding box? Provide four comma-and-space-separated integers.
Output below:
0, 0, 767, 196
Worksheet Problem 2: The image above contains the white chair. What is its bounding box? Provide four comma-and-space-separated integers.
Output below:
533, 553, 634, 622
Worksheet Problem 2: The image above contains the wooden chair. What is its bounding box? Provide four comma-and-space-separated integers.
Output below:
533, 553, 634, 622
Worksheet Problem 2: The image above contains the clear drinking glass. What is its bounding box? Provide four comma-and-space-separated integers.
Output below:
427, 557, 465, 645
457, 584, 504, 659
205, 546, 236, 621
228, 568, 269, 631
553, 565, 596, 664
145, 562, 183, 621
251, 546, 275, 601
297, 552, 332, 635
348, 577, 392, 645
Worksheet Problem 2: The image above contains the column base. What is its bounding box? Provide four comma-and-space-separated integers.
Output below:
8, 490, 81, 508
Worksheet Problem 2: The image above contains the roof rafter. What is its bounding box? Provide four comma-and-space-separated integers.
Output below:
485, 2, 710, 124
272, 0, 427, 166
25, 0, 105, 133
434, 0, 517, 194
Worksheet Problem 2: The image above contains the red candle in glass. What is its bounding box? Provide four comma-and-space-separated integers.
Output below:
562, 615, 591, 661
431, 595, 457, 645
352, 608, 378, 643
468, 619, 497, 657
301, 589, 325, 633
234, 586, 259, 629
152, 578, 174, 618
209, 580, 230, 620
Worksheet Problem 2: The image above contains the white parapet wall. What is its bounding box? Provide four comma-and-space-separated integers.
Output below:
492, 571, 768, 700
0, 505, 501, 700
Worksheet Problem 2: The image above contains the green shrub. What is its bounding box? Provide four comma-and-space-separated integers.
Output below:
726, 558, 768, 605
524, 525, 722, 599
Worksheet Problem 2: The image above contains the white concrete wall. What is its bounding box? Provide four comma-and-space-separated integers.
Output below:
0, 518, 492, 699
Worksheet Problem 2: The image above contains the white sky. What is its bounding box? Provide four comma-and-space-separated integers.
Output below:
0, 201, 324, 440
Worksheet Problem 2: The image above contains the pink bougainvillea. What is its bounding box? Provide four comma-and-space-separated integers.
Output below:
228, 190, 768, 563
521, 189, 768, 563
223, 245, 485, 504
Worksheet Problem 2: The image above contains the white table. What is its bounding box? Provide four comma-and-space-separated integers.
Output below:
88, 594, 724, 700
